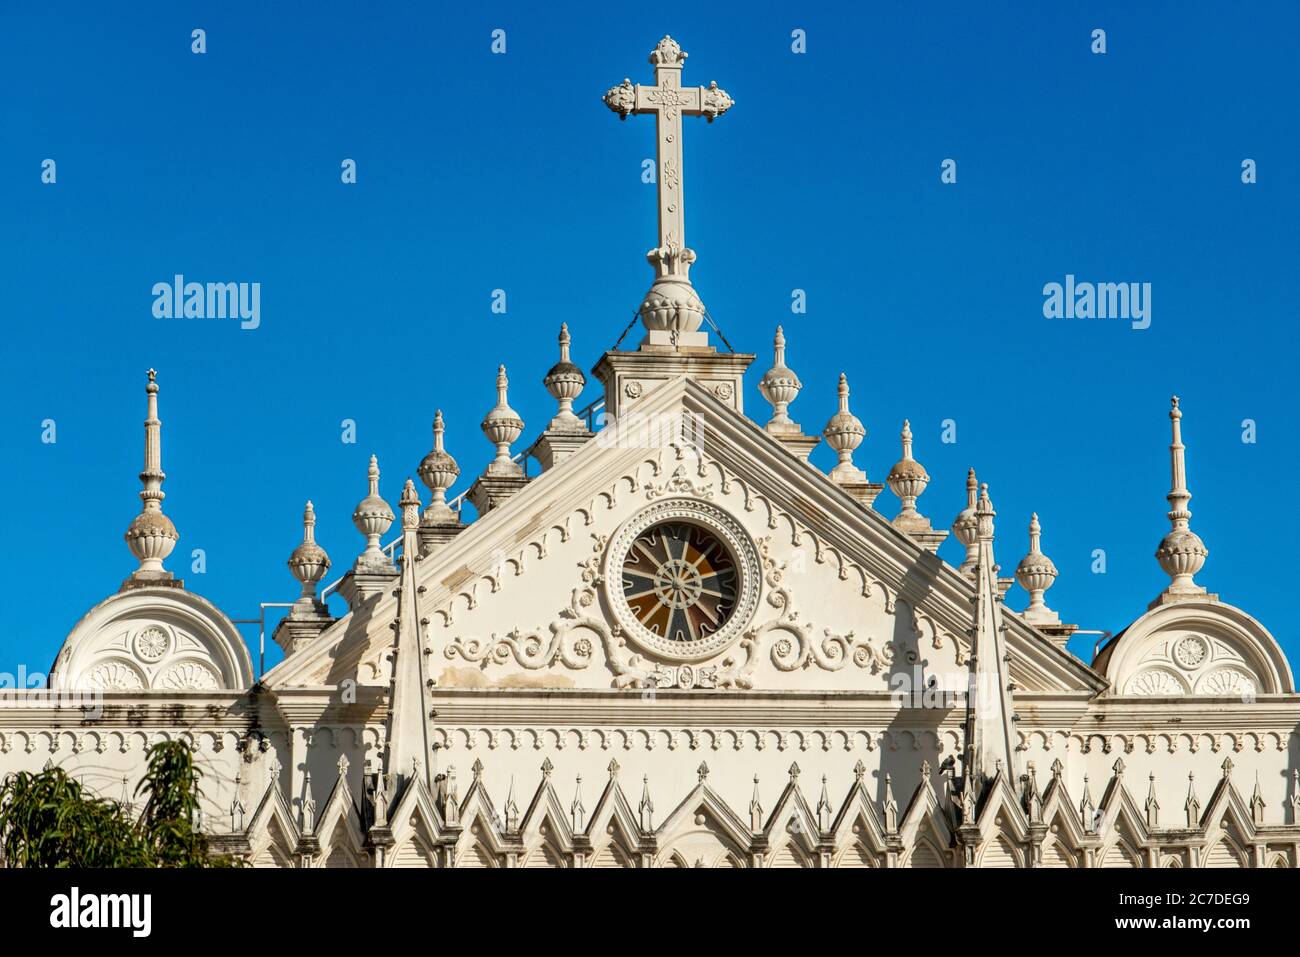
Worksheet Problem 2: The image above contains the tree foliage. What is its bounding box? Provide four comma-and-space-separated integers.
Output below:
0, 741, 237, 868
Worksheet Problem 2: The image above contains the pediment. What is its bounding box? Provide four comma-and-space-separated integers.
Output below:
263, 377, 1105, 699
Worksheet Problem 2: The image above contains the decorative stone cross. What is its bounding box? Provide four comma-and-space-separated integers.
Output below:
605, 36, 734, 345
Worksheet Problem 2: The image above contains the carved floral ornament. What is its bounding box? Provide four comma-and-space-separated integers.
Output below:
1122, 629, 1265, 699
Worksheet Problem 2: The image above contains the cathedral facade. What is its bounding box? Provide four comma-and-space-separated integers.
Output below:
6, 37, 1298, 869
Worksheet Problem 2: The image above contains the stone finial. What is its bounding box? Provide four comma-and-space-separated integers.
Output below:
951, 468, 980, 576
759, 326, 802, 430
504, 776, 520, 832
822, 373, 867, 482
638, 774, 654, 832
975, 483, 996, 543
817, 774, 832, 831
287, 501, 330, 614
351, 455, 395, 573
1015, 513, 1060, 625
480, 365, 525, 477
399, 479, 420, 532
1154, 396, 1209, 604
887, 420, 929, 520
1145, 771, 1159, 828
543, 324, 586, 431
1251, 773, 1266, 826
418, 411, 460, 523
1185, 772, 1200, 827
123, 369, 180, 587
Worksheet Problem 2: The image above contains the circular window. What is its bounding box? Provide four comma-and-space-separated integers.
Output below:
604, 499, 760, 661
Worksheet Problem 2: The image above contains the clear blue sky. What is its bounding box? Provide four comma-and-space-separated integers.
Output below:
2, 1, 1296, 676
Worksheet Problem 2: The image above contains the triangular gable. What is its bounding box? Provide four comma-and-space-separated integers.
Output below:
584, 763, 644, 851
656, 775, 753, 855
760, 767, 822, 855
827, 776, 890, 855
263, 377, 1107, 696
245, 774, 299, 864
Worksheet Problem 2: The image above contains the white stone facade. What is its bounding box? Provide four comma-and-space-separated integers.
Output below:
4, 37, 1297, 870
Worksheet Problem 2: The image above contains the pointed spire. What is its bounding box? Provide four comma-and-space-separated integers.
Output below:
1154, 396, 1209, 604
749, 774, 764, 831
816, 775, 832, 831
301, 770, 316, 835
287, 501, 330, 614
1145, 772, 1160, 828
1185, 772, 1201, 828
822, 373, 867, 482
1025, 762, 1043, 825
571, 774, 586, 832
1291, 770, 1300, 825
962, 482, 1017, 812
418, 410, 461, 523
504, 776, 520, 832
123, 369, 180, 587
638, 774, 654, 832
350, 455, 396, 574
760, 325, 804, 429
443, 765, 459, 825
1081, 774, 1096, 832
883, 773, 899, 833
230, 770, 245, 832
543, 324, 587, 431
951, 468, 981, 577
378, 478, 433, 800
1015, 513, 1061, 624
481, 365, 525, 476
1251, 772, 1266, 826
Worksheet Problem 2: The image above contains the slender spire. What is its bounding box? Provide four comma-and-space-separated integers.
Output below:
1145, 772, 1159, 828
882, 773, 899, 833
1185, 772, 1200, 828
951, 468, 980, 577
816, 775, 832, 831
962, 482, 1017, 815
1154, 396, 1209, 603
1015, 513, 1060, 624
481, 365, 525, 476
351, 455, 395, 573
543, 324, 587, 431
638, 774, 654, 832
1251, 772, 1266, 826
123, 369, 180, 587
822, 373, 867, 482
749, 774, 763, 831
380, 479, 433, 802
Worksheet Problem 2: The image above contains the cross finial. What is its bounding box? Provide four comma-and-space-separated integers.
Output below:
603, 36, 734, 347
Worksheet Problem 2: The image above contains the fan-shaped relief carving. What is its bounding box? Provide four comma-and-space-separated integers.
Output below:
156, 659, 221, 691
1194, 667, 1257, 699
1124, 667, 1189, 697
83, 658, 147, 691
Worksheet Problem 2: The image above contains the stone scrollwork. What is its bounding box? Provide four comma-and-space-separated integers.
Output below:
446, 622, 595, 671
719, 537, 896, 689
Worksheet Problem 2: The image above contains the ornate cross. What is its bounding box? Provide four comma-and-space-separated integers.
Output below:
605, 36, 733, 341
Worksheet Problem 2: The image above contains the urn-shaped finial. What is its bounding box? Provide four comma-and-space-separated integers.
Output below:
887, 420, 932, 527
543, 324, 586, 431
822, 373, 867, 482
481, 365, 525, 476
1016, 513, 1060, 624
418, 410, 461, 521
759, 326, 803, 431
288, 501, 331, 611
351, 455, 395, 573
124, 368, 180, 584
1155, 396, 1208, 600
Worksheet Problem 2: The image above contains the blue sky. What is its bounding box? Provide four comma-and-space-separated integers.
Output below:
2, 1, 1296, 676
